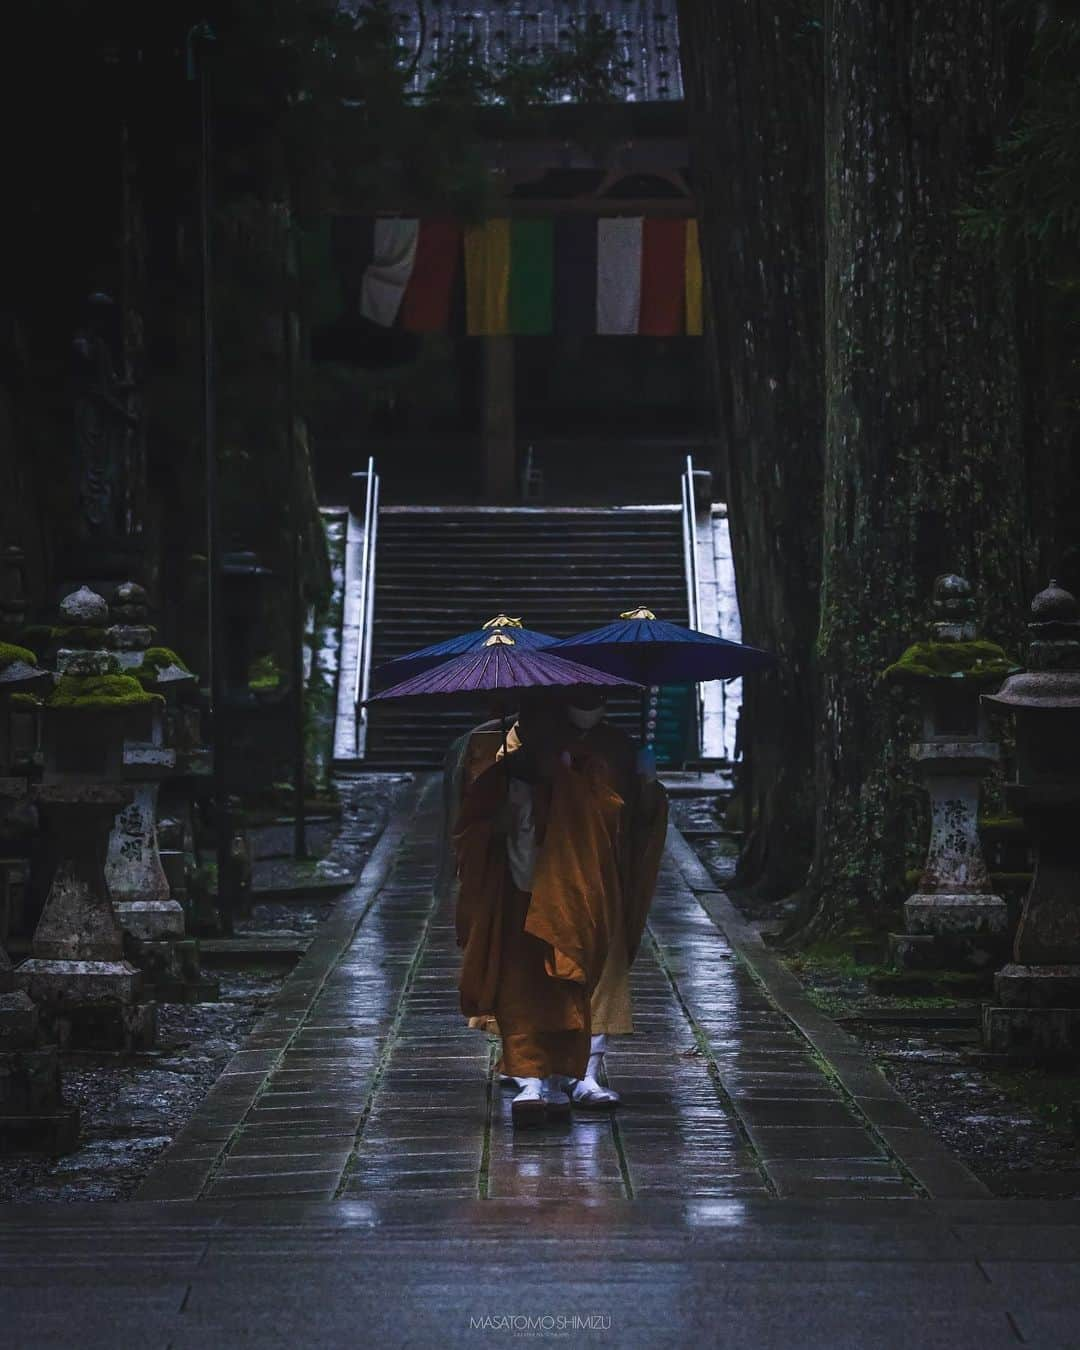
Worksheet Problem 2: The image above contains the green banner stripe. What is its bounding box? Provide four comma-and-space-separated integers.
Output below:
509, 218, 554, 335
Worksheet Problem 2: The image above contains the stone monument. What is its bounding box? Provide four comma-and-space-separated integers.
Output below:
885, 575, 1014, 972
982, 581, 1080, 1060
0, 641, 79, 1153
15, 587, 156, 1052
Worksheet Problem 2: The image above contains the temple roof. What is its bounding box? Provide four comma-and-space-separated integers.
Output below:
389, 1, 683, 103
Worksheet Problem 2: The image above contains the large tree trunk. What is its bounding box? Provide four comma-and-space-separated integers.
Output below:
677, 4, 825, 897
797, 1, 1036, 937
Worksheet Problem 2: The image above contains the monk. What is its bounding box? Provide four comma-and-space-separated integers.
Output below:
453, 692, 668, 1126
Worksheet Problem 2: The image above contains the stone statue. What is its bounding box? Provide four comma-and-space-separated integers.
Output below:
72, 293, 137, 539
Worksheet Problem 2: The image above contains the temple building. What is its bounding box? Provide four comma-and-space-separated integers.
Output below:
305, 0, 704, 507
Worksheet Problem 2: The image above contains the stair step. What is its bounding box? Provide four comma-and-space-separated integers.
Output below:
361, 504, 694, 766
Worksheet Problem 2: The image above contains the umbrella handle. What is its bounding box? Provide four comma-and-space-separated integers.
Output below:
640, 686, 658, 748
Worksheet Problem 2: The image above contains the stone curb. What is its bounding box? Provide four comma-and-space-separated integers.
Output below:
135, 778, 427, 1202
665, 825, 990, 1201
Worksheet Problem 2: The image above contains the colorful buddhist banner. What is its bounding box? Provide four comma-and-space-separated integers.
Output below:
319, 215, 704, 337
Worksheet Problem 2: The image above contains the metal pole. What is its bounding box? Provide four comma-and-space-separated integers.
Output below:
189, 25, 230, 925
285, 225, 307, 859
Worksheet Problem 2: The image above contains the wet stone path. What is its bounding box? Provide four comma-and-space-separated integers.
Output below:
139, 777, 971, 1205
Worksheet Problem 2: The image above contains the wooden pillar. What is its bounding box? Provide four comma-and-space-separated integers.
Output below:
483, 335, 515, 502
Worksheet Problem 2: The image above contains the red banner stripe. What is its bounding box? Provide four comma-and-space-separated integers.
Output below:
638, 218, 687, 336
399, 220, 463, 333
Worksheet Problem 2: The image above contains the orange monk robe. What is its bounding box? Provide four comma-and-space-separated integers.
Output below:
455, 760, 591, 1079
455, 718, 668, 1073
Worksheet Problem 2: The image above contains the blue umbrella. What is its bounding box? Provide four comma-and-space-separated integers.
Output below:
371, 614, 557, 691
551, 607, 775, 749
551, 607, 775, 685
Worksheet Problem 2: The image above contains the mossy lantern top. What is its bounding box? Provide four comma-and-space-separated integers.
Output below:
46, 588, 161, 714
885, 574, 1015, 687
0, 641, 50, 695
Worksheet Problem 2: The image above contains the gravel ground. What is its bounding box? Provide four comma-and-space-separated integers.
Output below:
0, 773, 411, 1203
852, 1025, 1080, 1197
0, 968, 281, 1203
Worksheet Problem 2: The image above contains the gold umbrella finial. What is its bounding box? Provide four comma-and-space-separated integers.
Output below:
620, 607, 656, 621
484, 632, 516, 647
482, 614, 523, 630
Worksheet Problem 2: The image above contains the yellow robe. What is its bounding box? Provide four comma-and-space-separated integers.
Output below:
538, 721, 668, 1034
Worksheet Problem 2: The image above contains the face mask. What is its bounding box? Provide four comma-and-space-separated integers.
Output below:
567, 704, 605, 730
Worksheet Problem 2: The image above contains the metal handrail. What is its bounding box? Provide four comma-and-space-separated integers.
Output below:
680, 454, 705, 759
352, 456, 379, 756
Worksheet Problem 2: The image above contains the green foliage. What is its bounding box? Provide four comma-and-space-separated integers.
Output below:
47, 674, 162, 711
961, 6, 1080, 265
0, 642, 37, 670
883, 639, 1018, 684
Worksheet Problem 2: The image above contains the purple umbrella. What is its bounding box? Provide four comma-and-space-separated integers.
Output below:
371, 614, 557, 691
365, 632, 640, 710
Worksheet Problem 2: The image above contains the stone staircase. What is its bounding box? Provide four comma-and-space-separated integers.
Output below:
364, 506, 691, 768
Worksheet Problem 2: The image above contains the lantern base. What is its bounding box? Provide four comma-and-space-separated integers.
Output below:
982, 963, 1080, 1062
114, 899, 186, 942
126, 935, 219, 1004
0, 992, 81, 1155
15, 958, 157, 1053
889, 893, 1009, 972
903, 892, 1009, 936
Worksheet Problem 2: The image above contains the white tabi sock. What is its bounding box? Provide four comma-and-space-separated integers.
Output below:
586, 1033, 608, 1081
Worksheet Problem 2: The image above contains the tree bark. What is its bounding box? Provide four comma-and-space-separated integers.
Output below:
798, 0, 1035, 937
677, 3, 825, 897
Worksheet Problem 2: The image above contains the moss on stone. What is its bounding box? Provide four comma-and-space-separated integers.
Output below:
134, 646, 193, 688
9, 691, 42, 707
141, 645, 190, 674
47, 673, 163, 711
248, 652, 282, 691
979, 815, 1026, 835
50, 625, 110, 646
883, 639, 1017, 684
0, 641, 38, 670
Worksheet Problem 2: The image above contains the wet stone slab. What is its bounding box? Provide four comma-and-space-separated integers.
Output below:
131, 784, 976, 1208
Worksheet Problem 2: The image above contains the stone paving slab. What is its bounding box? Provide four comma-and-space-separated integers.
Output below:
137, 778, 990, 1209
4, 1199, 1080, 1347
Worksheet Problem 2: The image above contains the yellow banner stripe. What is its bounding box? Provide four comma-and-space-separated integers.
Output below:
465, 219, 511, 335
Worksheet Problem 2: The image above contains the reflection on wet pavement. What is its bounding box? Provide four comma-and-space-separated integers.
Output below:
142, 778, 920, 1204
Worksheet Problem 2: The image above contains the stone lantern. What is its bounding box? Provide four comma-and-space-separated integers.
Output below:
0, 642, 80, 1153
982, 581, 1080, 1059
885, 574, 1013, 972
15, 587, 156, 1052
101, 583, 216, 1001
103, 582, 181, 940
